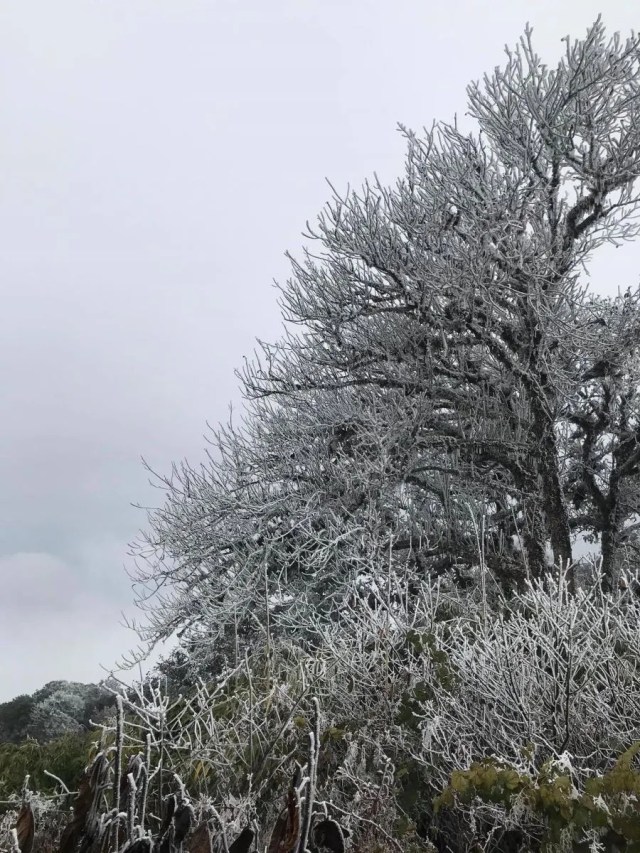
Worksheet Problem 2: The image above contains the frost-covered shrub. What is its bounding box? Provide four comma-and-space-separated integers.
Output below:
415, 569, 640, 789
100, 563, 640, 851
0, 791, 67, 853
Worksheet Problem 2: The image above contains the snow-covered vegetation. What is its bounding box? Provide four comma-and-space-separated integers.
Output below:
4, 16, 640, 853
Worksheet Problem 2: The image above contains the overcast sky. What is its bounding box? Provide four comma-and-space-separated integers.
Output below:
1, 0, 639, 703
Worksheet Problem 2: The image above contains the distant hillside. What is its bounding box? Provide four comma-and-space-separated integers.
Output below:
0, 680, 116, 744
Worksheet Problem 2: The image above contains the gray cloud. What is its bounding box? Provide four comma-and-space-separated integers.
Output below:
1, 0, 639, 701
0, 548, 167, 699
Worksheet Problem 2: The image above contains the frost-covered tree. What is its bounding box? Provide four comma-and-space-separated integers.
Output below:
23, 681, 114, 743
0, 681, 115, 744
130, 385, 429, 672
563, 288, 640, 587
130, 19, 640, 669
240, 18, 640, 590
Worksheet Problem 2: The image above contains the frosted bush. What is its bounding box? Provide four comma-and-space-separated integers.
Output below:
416, 567, 640, 786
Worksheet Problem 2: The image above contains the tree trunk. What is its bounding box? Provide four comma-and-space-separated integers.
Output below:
531, 401, 574, 591
601, 475, 623, 594
512, 466, 548, 586
521, 511, 548, 584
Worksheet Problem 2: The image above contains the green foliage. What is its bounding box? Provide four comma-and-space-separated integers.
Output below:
0, 730, 94, 800
395, 630, 458, 732
434, 742, 640, 851
395, 757, 437, 841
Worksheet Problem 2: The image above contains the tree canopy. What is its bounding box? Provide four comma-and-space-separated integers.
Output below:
129, 17, 640, 678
